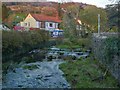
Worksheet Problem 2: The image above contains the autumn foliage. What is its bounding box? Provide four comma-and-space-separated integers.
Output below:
41, 7, 58, 17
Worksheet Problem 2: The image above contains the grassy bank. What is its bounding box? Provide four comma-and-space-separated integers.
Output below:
59, 57, 118, 88
56, 38, 91, 51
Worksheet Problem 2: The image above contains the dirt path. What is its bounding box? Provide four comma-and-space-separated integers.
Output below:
2, 60, 70, 88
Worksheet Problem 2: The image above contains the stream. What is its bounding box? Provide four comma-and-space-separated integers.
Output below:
2, 46, 91, 88
2, 59, 71, 88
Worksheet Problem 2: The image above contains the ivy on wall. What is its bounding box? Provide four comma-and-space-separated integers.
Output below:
103, 37, 119, 64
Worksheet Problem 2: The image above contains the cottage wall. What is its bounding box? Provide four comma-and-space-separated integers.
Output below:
20, 14, 38, 28
36, 21, 40, 28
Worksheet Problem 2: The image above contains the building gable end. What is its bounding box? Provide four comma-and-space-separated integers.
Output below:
24, 13, 37, 22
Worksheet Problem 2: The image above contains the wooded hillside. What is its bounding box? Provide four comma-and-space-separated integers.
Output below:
2, 2, 107, 33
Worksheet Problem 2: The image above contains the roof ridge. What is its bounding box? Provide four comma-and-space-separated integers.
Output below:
30, 13, 61, 23
31, 13, 58, 18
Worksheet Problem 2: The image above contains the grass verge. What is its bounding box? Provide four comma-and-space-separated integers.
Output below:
59, 58, 118, 88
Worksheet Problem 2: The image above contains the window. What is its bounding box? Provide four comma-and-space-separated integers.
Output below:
28, 22, 30, 27
49, 23, 53, 27
24, 23, 27, 26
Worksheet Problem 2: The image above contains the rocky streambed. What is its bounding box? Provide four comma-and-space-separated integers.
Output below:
2, 59, 70, 88
2, 46, 91, 88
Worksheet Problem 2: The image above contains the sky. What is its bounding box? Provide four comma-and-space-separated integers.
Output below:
1, 0, 117, 8
48, 0, 117, 8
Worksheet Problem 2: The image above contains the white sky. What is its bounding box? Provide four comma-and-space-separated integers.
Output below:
1, 0, 117, 8
48, 0, 116, 8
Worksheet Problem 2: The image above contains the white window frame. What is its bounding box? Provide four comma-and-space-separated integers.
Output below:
49, 23, 53, 27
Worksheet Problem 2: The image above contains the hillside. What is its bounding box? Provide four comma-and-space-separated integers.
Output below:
4, 2, 89, 13
2, 1, 107, 32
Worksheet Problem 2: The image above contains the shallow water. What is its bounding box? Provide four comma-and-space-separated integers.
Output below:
2, 59, 70, 88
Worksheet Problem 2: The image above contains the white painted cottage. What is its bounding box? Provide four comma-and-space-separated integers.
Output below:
20, 13, 61, 31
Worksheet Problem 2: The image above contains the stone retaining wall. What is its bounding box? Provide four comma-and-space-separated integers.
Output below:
92, 33, 120, 84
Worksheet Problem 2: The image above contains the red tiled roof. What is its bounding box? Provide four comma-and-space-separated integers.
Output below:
31, 14, 62, 23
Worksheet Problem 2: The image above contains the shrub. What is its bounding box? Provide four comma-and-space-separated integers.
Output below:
22, 56, 35, 63
2, 30, 49, 63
